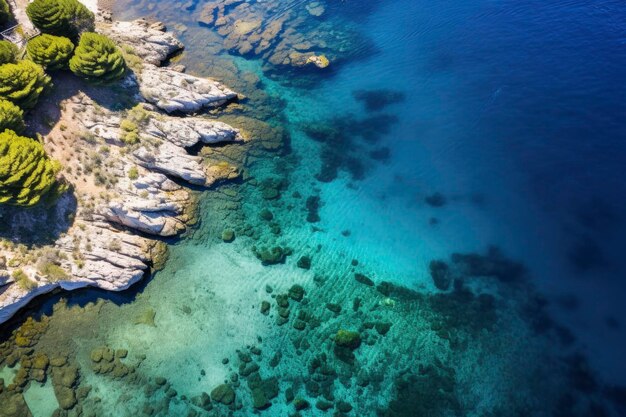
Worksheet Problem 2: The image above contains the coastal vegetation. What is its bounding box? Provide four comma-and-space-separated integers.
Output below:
69, 32, 126, 83
26, 0, 94, 39
0, 99, 25, 133
26, 34, 75, 70
0, 40, 18, 65
0, 0, 10, 26
0, 129, 61, 206
0, 60, 52, 109
0, 2, 127, 214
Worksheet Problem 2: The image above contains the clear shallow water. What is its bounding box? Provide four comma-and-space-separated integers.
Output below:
2, 0, 626, 416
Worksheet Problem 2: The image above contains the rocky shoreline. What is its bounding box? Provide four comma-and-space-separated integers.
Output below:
0, 15, 246, 324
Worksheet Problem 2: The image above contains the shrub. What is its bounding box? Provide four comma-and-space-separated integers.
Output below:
0, 40, 18, 65
0, 0, 10, 26
27, 34, 74, 70
127, 166, 138, 180
26, 0, 94, 39
69, 32, 126, 84
0, 99, 24, 133
0, 129, 61, 206
12, 269, 36, 290
0, 60, 52, 109
38, 262, 68, 281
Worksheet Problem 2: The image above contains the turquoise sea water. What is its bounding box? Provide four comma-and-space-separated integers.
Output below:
2, 0, 626, 416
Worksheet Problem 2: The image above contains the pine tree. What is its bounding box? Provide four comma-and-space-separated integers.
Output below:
69, 33, 126, 84
0, 99, 25, 133
27, 34, 75, 70
0, 129, 61, 207
26, 0, 94, 39
0, 40, 18, 65
0, 60, 52, 109
0, 0, 10, 26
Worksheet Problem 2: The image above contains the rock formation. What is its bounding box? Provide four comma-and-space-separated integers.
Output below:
0, 19, 245, 324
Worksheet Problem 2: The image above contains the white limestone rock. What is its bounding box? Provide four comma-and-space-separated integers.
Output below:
133, 141, 207, 185
146, 117, 242, 148
100, 19, 184, 66
139, 64, 238, 113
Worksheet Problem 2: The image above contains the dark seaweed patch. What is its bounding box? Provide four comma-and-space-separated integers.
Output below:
353, 89, 406, 112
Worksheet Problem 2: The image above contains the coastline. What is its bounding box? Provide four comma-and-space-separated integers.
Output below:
0, 9, 246, 325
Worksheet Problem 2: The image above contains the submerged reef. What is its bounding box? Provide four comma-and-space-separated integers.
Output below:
197, 0, 369, 74
2, 243, 623, 416
301, 113, 398, 182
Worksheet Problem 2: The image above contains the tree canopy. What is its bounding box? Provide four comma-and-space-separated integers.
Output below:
27, 34, 75, 70
0, 60, 52, 109
0, 129, 60, 207
69, 32, 126, 84
0, 99, 25, 133
26, 0, 94, 39
0, 40, 18, 65
0, 0, 10, 26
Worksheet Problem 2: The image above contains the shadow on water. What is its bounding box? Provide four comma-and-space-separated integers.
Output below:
0, 268, 155, 341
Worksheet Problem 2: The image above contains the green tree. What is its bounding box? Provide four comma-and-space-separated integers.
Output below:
0, 99, 25, 133
0, 129, 61, 207
27, 34, 74, 70
0, 40, 18, 65
0, 0, 10, 26
26, 0, 94, 39
69, 33, 126, 84
0, 60, 52, 109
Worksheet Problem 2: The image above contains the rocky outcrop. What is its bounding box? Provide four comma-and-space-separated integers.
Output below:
145, 117, 241, 147
198, 0, 363, 69
0, 20, 245, 325
102, 173, 188, 237
99, 19, 184, 65
139, 64, 238, 113
133, 141, 208, 186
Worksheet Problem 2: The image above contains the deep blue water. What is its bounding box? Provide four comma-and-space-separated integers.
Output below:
3, 0, 626, 415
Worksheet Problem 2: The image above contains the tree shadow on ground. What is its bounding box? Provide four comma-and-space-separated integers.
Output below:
0, 190, 77, 247
27, 70, 140, 137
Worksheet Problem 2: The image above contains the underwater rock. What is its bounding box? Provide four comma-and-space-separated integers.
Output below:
306, 196, 321, 223
251, 387, 269, 409
376, 281, 393, 296
197, 0, 365, 72
297, 256, 312, 270
253, 246, 289, 265
239, 362, 260, 377
375, 322, 392, 336
354, 273, 374, 287
293, 397, 310, 411
326, 303, 342, 314
0, 391, 32, 417
259, 209, 274, 221
293, 320, 306, 331
316, 399, 333, 411
335, 329, 361, 350
260, 301, 271, 315
451, 247, 526, 282
385, 363, 459, 417
191, 392, 213, 411
211, 384, 235, 405
51, 365, 79, 410
222, 229, 235, 242
337, 401, 353, 413
429, 260, 452, 291
288, 285, 305, 302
